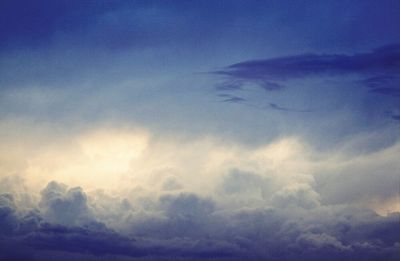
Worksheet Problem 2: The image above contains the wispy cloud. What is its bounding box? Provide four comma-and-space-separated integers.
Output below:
217, 94, 310, 112
267, 103, 312, 112
218, 94, 247, 104
213, 44, 400, 97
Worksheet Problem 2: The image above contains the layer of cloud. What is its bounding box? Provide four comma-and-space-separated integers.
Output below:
0, 127, 399, 260
1, 179, 399, 261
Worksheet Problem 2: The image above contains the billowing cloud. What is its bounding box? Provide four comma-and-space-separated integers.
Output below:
39, 181, 94, 226
0, 126, 399, 260
1, 179, 399, 261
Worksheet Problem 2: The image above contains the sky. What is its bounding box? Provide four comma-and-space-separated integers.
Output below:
0, 1, 399, 260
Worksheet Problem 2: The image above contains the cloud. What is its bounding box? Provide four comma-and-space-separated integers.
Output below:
39, 181, 95, 227
212, 44, 400, 103
271, 183, 321, 209
1, 178, 400, 260
392, 114, 400, 121
210, 44, 400, 123
296, 233, 350, 251
218, 94, 247, 104
361, 75, 400, 97
1, 129, 400, 260
0, 194, 18, 235
217, 95, 311, 112
215, 44, 400, 81
161, 176, 183, 191
386, 110, 400, 121
267, 103, 312, 112
220, 169, 269, 197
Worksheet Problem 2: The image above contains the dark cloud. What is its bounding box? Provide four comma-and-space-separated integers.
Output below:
217, 94, 247, 104
216, 44, 400, 80
391, 114, 400, 121
1, 180, 399, 260
361, 75, 400, 97
215, 81, 244, 92
268, 103, 289, 111
267, 103, 312, 112
0, 194, 18, 235
213, 44, 400, 98
222, 97, 247, 104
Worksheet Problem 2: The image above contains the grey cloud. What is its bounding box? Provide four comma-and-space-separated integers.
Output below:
160, 193, 215, 220
161, 176, 183, 191
296, 233, 350, 251
220, 169, 272, 200
1, 180, 399, 261
221, 96, 247, 104
0, 194, 18, 235
39, 181, 94, 227
271, 184, 321, 209
268, 103, 312, 112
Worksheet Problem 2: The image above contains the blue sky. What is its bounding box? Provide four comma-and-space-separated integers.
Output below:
0, 1, 399, 260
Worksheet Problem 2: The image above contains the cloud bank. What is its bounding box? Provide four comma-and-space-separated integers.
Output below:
1, 127, 399, 261
1, 179, 399, 261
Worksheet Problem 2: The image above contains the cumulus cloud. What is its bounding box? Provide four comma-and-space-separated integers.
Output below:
0, 128, 399, 260
39, 181, 95, 227
1, 164, 400, 260
0, 194, 18, 235
271, 183, 321, 209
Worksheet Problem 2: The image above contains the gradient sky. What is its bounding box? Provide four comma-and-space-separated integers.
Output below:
0, 1, 399, 261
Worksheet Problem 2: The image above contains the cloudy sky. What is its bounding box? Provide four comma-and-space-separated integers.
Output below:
0, 1, 399, 260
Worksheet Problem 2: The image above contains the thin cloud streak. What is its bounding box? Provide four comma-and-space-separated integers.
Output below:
213, 43, 400, 97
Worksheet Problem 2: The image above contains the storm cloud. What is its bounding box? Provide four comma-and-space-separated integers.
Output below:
1, 178, 399, 261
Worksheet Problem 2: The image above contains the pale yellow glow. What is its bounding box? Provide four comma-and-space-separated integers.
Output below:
79, 129, 148, 173
368, 196, 400, 216
1, 121, 399, 215
17, 128, 150, 191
